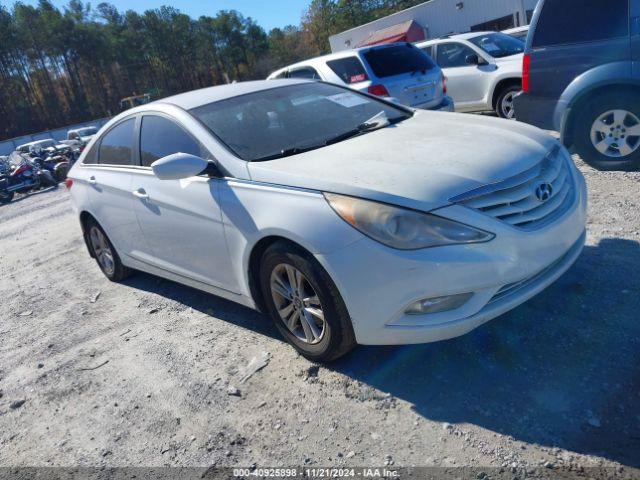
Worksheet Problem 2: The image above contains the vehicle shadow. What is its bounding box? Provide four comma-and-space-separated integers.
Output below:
120, 273, 280, 341
329, 237, 640, 467
0, 185, 59, 205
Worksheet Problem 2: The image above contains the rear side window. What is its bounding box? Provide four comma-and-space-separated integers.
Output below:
533, 0, 628, 47
326, 57, 369, 84
98, 119, 135, 165
419, 45, 435, 58
288, 67, 320, 80
437, 42, 477, 68
363, 44, 435, 78
140, 115, 208, 167
82, 143, 98, 164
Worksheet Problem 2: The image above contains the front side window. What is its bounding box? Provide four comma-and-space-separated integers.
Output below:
139, 115, 209, 167
288, 67, 320, 80
190, 82, 411, 162
326, 57, 369, 84
468, 32, 524, 58
436, 42, 478, 68
363, 44, 435, 78
98, 118, 135, 166
533, 0, 628, 47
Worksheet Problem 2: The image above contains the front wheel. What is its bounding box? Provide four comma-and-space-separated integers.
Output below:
0, 191, 14, 204
495, 85, 520, 119
573, 93, 640, 171
260, 242, 356, 362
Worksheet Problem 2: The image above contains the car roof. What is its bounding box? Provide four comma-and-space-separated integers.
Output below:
157, 79, 311, 110
418, 31, 496, 45
269, 42, 411, 76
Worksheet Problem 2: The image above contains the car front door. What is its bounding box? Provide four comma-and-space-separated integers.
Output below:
436, 41, 493, 110
81, 117, 146, 258
129, 113, 237, 291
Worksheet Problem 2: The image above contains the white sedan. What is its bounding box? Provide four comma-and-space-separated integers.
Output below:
67, 80, 587, 362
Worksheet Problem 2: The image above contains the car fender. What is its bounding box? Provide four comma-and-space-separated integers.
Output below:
555, 61, 636, 140
219, 179, 364, 299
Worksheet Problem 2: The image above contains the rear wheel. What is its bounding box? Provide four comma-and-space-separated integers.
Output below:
496, 85, 520, 119
260, 241, 356, 362
573, 93, 640, 171
85, 218, 133, 281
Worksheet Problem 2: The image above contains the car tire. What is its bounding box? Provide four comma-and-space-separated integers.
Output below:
0, 191, 14, 204
495, 85, 520, 119
573, 92, 640, 171
85, 218, 133, 281
259, 241, 356, 362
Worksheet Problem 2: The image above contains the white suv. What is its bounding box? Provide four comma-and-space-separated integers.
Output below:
267, 43, 454, 112
416, 32, 525, 118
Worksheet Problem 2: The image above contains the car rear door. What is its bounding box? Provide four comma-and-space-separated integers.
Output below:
80, 117, 146, 257
361, 44, 445, 109
527, 0, 631, 104
129, 113, 237, 291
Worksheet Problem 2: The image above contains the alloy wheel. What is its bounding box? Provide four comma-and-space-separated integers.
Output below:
590, 109, 640, 158
89, 226, 115, 276
269, 263, 326, 344
500, 91, 516, 119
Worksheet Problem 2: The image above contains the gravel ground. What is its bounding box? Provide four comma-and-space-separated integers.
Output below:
0, 155, 639, 478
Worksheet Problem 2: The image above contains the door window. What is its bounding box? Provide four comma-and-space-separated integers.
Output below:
326, 57, 369, 84
139, 115, 209, 167
288, 67, 321, 80
436, 42, 478, 68
98, 119, 135, 165
532, 0, 628, 47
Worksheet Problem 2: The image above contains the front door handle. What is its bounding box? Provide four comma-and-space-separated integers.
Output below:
132, 188, 149, 200
87, 176, 96, 185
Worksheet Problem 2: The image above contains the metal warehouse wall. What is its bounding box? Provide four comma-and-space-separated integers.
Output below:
329, 0, 539, 52
0, 118, 111, 156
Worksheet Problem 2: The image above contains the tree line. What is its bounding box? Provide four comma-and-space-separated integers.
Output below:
0, 0, 426, 141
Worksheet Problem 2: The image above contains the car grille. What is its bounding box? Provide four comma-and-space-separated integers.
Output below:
450, 146, 574, 230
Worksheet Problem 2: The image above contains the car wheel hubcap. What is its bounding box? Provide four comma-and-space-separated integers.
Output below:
89, 226, 115, 276
501, 92, 516, 119
270, 264, 325, 345
590, 109, 640, 158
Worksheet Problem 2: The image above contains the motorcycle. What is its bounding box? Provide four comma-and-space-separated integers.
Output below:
29, 146, 71, 182
0, 152, 57, 205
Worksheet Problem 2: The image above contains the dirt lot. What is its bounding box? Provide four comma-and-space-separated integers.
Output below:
0, 155, 639, 477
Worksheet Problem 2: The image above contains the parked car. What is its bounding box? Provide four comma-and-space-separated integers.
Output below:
416, 32, 525, 118
267, 43, 454, 112
16, 139, 63, 154
502, 25, 529, 41
514, 0, 639, 171
67, 80, 587, 362
67, 126, 98, 145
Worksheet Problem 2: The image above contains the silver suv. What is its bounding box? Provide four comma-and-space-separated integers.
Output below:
267, 43, 454, 112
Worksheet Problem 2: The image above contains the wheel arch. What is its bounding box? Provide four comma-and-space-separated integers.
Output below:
561, 82, 640, 148
79, 211, 100, 258
491, 77, 522, 110
247, 235, 316, 314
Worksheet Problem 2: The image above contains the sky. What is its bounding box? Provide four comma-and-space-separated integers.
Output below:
2, 0, 311, 31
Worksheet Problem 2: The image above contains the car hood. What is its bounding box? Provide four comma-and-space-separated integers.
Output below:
495, 52, 524, 66
247, 111, 559, 212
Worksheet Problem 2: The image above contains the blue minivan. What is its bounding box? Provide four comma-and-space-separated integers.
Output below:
514, 0, 640, 171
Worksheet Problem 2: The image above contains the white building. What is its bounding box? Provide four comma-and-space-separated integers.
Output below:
329, 0, 539, 52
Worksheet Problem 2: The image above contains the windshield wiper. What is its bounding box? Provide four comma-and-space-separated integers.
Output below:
252, 145, 321, 162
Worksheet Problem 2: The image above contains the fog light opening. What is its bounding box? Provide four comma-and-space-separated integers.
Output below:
405, 292, 473, 315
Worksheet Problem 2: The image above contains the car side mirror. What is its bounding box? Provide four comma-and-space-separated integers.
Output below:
151, 152, 209, 180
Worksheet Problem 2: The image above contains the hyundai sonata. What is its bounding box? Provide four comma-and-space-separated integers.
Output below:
67, 80, 587, 361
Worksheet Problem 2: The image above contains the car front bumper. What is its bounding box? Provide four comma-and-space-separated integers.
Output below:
316, 163, 587, 345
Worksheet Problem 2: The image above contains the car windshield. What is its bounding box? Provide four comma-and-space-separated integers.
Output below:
189, 82, 412, 161
468, 32, 524, 58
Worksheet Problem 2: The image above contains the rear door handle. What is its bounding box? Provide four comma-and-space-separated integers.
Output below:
87, 176, 96, 185
132, 188, 149, 200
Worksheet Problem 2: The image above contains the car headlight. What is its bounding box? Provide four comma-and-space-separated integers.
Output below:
324, 193, 494, 250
